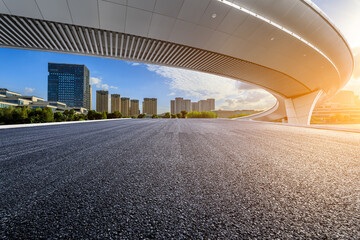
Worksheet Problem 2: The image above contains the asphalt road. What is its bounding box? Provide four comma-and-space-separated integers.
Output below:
0, 119, 359, 239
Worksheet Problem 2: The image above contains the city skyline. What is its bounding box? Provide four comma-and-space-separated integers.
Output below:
0, 1, 359, 113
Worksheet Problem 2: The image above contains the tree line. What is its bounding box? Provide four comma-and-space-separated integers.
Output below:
0, 107, 218, 125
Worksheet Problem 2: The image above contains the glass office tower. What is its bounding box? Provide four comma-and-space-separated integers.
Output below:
48, 63, 91, 109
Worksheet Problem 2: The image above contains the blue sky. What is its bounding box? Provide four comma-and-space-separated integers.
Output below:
0, 48, 178, 112
0, 0, 359, 113
0, 46, 274, 113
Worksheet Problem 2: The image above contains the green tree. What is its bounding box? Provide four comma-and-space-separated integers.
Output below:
102, 111, 107, 119
151, 114, 158, 119
87, 110, 96, 120
54, 112, 65, 122
137, 113, 146, 118
68, 109, 75, 120
63, 109, 75, 121
28, 108, 41, 123
40, 107, 53, 122
73, 113, 86, 121
63, 110, 69, 119
176, 113, 181, 118
171, 114, 176, 119
3, 107, 14, 124
187, 111, 217, 118
20, 106, 29, 123
163, 112, 171, 118
180, 110, 188, 118
87, 110, 102, 120
12, 108, 21, 123
8, 106, 29, 124
0, 108, 4, 124
108, 111, 122, 119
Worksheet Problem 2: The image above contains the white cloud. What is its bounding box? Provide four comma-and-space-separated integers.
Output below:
146, 64, 275, 110
218, 89, 276, 110
126, 61, 141, 66
90, 77, 101, 85
146, 65, 240, 99
90, 77, 117, 90
24, 87, 35, 95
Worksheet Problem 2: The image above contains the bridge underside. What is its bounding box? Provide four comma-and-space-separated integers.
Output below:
0, 14, 331, 124
237, 90, 323, 125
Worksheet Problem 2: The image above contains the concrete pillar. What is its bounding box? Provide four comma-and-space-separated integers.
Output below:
285, 90, 323, 125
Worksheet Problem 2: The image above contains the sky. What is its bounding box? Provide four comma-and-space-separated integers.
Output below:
0, 0, 359, 113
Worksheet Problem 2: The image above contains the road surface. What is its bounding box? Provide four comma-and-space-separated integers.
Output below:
0, 119, 359, 239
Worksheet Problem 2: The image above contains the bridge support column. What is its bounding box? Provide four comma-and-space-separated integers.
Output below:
285, 90, 323, 125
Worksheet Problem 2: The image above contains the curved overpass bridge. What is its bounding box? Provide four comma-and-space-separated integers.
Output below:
0, 0, 354, 124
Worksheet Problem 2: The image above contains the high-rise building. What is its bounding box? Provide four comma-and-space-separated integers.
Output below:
89, 85, 92, 110
172, 97, 215, 113
111, 94, 121, 113
191, 102, 199, 112
96, 90, 109, 113
143, 98, 157, 115
175, 97, 184, 114
121, 97, 130, 116
130, 99, 139, 116
184, 99, 191, 112
199, 100, 208, 112
207, 98, 215, 111
48, 63, 90, 109
170, 100, 175, 114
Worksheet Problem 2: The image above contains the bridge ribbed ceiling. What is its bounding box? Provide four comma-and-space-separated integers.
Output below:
0, 14, 311, 98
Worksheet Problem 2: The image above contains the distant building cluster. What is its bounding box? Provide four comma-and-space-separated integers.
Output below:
0, 88, 88, 114
95, 90, 157, 116
170, 97, 215, 114
1, 62, 159, 117
312, 90, 360, 121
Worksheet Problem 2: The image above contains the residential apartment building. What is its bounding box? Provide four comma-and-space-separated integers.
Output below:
130, 99, 139, 116
175, 97, 184, 114
143, 98, 157, 115
191, 102, 199, 112
48, 63, 91, 109
199, 99, 215, 112
199, 100, 208, 112
121, 97, 130, 116
170, 100, 175, 114
184, 99, 191, 112
111, 94, 121, 113
96, 90, 109, 113
173, 97, 191, 114
207, 98, 215, 111
171, 97, 215, 113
